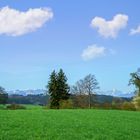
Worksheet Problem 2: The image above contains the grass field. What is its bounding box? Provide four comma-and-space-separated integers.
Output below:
0, 106, 140, 140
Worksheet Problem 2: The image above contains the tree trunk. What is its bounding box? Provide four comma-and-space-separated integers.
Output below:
89, 92, 91, 109
138, 88, 140, 96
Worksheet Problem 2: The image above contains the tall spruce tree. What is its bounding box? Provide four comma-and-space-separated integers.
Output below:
57, 69, 70, 101
47, 69, 70, 109
47, 70, 59, 109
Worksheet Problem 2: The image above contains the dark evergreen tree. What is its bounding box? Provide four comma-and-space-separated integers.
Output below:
47, 69, 70, 109
0, 86, 8, 104
57, 69, 70, 100
47, 70, 59, 109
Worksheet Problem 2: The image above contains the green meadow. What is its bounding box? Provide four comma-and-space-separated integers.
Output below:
0, 106, 140, 140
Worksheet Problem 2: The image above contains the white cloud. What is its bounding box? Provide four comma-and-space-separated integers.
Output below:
91, 14, 128, 38
82, 44, 106, 61
130, 25, 140, 35
0, 6, 53, 36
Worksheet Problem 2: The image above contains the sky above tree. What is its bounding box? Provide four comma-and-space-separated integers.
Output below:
0, 0, 139, 92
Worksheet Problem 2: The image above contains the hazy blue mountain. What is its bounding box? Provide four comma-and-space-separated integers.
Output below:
7, 89, 46, 96
98, 89, 134, 98
7, 89, 134, 98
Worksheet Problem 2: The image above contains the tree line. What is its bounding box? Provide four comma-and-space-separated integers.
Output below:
47, 68, 140, 110
129, 68, 140, 110
47, 69, 99, 109
1, 68, 140, 110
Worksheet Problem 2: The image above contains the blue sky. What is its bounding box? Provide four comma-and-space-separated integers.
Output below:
0, 0, 140, 92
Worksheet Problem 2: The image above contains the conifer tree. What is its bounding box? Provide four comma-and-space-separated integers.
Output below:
57, 69, 70, 101
47, 69, 70, 109
47, 70, 59, 109
0, 86, 8, 105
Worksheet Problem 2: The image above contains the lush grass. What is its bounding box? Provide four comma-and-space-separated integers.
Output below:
0, 104, 6, 109
0, 106, 140, 140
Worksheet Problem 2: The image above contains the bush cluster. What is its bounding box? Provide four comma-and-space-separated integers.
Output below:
133, 96, 140, 110
121, 102, 136, 111
46, 99, 136, 111
59, 99, 74, 109
93, 102, 136, 111
6, 104, 26, 110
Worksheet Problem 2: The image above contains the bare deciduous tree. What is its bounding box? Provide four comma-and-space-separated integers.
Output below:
71, 74, 99, 108
84, 74, 99, 108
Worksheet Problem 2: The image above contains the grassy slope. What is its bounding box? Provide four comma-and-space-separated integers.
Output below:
0, 107, 140, 140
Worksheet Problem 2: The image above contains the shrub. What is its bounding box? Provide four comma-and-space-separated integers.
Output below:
121, 102, 136, 111
132, 96, 140, 110
42, 105, 49, 110
93, 102, 136, 111
59, 99, 74, 109
6, 104, 26, 110
0, 105, 6, 110
111, 103, 122, 110
71, 95, 88, 108
102, 103, 112, 109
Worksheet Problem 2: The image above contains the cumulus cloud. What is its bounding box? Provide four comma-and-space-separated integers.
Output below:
130, 25, 140, 35
91, 14, 128, 38
0, 6, 53, 36
81, 44, 106, 61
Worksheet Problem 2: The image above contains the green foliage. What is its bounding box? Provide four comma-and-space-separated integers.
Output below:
57, 69, 70, 100
8, 94, 48, 105
121, 102, 136, 111
111, 102, 122, 110
0, 109, 140, 139
71, 95, 89, 108
0, 104, 6, 110
42, 105, 49, 110
47, 70, 59, 109
47, 69, 70, 109
129, 68, 140, 96
91, 101, 136, 111
6, 104, 26, 110
59, 99, 73, 109
0, 86, 8, 104
132, 96, 140, 110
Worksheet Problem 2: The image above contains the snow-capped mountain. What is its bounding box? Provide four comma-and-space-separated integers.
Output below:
98, 89, 134, 98
7, 89, 134, 98
7, 89, 46, 96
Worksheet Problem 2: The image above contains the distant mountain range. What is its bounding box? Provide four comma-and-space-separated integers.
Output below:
7, 89, 46, 96
98, 89, 135, 98
7, 89, 135, 98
